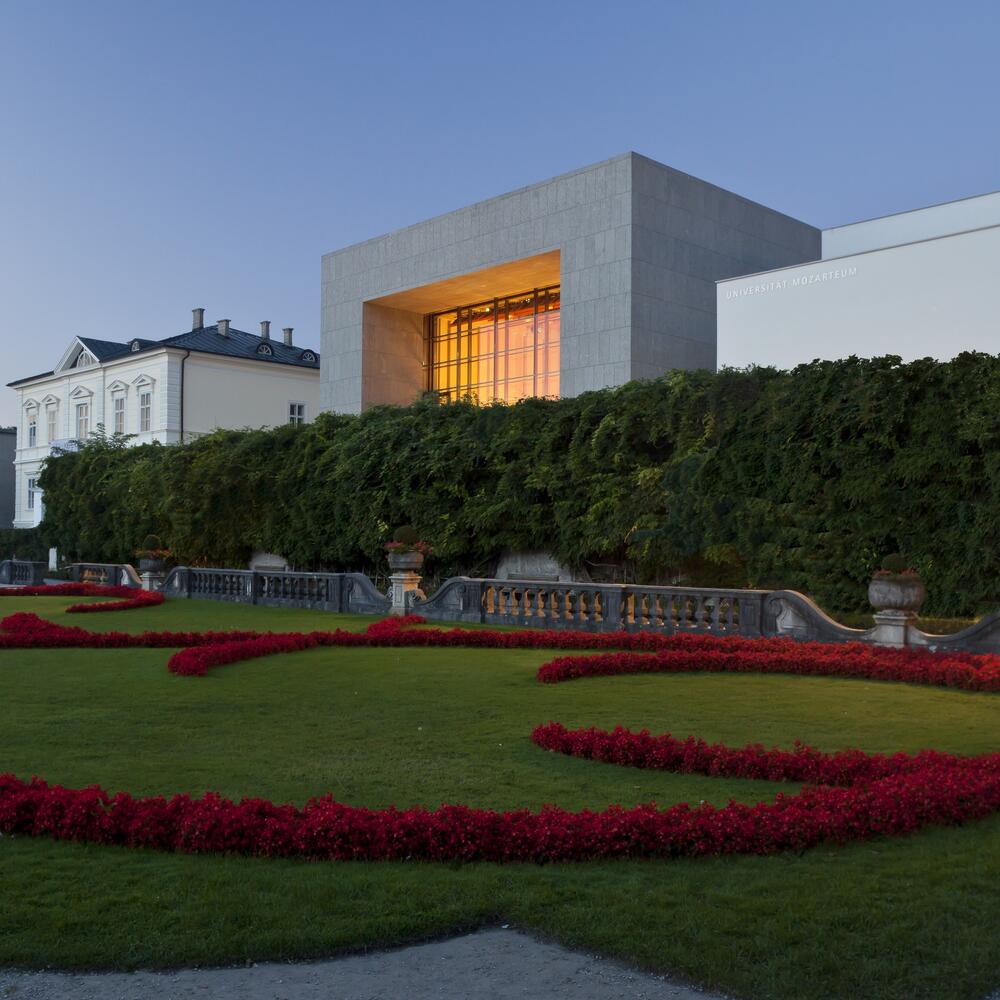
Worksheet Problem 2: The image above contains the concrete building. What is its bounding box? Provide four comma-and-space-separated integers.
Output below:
0, 427, 15, 529
718, 191, 1000, 367
321, 152, 820, 413
6, 312, 319, 528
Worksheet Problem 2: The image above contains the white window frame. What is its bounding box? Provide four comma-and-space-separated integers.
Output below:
75, 402, 90, 440
27, 415, 37, 447
46, 405, 58, 443
139, 390, 152, 432
27, 477, 37, 510
113, 394, 126, 435
288, 401, 306, 425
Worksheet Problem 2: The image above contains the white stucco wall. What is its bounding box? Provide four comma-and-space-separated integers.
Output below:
822, 191, 1000, 258
182, 355, 320, 434
718, 223, 1000, 370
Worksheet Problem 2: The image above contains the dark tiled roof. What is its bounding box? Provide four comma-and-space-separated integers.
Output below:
158, 326, 319, 369
7, 327, 319, 388
7, 370, 55, 387
78, 337, 134, 362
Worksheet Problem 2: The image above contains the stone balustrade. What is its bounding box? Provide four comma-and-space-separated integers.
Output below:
160, 567, 390, 615
0, 559, 47, 586
412, 577, 770, 636
150, 565, 1000, 655
68, 563, 142, 588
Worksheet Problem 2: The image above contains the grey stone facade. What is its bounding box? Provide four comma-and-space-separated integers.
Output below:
321, 152, 820, 413
0, 428, 15, 529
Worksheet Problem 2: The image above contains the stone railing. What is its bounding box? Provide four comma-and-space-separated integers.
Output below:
68, 563, 142, 588
411, 577, 770, 636
764, 589, 1000, 654
0, 559, 47, 586
160, 567, 390, 616
152, 565, 1000, 655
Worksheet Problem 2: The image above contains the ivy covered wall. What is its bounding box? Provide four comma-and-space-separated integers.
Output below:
35, 353, 1000, 616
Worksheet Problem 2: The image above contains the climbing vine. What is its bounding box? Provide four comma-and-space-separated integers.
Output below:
35, 353, 1000, 615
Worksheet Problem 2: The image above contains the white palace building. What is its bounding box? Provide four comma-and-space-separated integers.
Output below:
7, 310, 319, 528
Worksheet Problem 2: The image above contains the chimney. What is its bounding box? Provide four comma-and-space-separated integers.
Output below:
218, 318, 230, 337
192, 307, 205, 330
260, 320, 271, 340
282, 327, 293, 346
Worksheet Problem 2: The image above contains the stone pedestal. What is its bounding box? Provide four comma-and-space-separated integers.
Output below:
386, 551, 426, 615
868, 573, 925, 648
389, 570, 425, 615
141, 571, 165, 592
870, 609, 916, 647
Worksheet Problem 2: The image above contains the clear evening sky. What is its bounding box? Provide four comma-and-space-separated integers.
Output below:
2, 0, 998, 426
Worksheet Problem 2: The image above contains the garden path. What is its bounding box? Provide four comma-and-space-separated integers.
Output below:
0, 928, 729, 999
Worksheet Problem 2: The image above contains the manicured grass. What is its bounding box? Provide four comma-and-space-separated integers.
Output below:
2, 597, 999, 999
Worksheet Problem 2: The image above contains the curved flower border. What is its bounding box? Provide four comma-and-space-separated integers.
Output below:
1, 596, 999, 862
0, 583, 164, 613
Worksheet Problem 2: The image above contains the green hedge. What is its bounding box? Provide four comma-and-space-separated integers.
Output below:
36, 354, 1000, 616
0, 527, 47, 563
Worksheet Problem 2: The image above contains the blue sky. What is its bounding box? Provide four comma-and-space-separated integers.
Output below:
2, 0, 998, 425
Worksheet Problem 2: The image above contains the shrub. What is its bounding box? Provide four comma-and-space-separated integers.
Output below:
392, 525, 419, 546
881, 553, 910, 574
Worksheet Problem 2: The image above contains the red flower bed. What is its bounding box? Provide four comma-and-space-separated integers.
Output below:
168, 634, 321, 676
531, 722, 961, 785
2, 757, 998, 862
2, 606, 1000, 862
0, 583, 164, 613
534, 643, 1000, 693
4, 611, 997, 693
0, 612, 261, 651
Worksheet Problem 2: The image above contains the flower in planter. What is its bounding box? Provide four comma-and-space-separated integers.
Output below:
872, 552, 919, 579
134, 534, 172, 562
384, 525, 432, 557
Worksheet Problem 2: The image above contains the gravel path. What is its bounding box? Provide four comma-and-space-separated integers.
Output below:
0, 928, 729, 999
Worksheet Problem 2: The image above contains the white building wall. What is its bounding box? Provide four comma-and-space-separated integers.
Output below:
822, 191, 1000, 258
183, 355, 320, 434
717, 224, 1000, 371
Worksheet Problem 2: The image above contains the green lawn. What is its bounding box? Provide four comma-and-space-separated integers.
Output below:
1, 596, 999, 1000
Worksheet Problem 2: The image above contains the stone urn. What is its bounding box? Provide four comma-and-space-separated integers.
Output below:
387, 550, 424, 573
138, 556, 165, 574
868, 573, 926, 615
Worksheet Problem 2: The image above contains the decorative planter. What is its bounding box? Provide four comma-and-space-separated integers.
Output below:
868, 575, 926, 614
387, 551, 425, 573
138, 557, 165, 574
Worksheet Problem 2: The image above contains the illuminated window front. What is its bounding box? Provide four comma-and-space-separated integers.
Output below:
428, 285, 559, 404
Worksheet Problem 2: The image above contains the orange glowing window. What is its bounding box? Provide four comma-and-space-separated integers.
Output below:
428, 285, 560, 404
